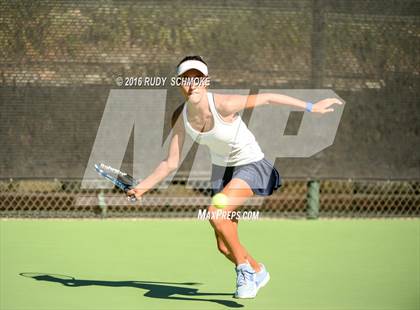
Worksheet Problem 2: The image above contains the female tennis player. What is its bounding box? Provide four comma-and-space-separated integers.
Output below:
127, 56, 342, 298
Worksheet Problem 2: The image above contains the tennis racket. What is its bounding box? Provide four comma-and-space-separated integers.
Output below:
94, 163, 138, 202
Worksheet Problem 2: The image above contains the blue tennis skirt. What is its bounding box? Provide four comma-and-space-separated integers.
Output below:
211, 158, 282, 196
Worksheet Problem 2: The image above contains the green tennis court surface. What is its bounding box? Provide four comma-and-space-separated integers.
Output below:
1, 219, 419, 310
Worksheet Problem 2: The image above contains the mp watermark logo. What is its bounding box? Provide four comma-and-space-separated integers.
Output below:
80, 89, 345, 205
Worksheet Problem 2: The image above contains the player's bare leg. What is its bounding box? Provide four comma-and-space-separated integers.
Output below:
209, 178, 267, 298
214, 221, 261, 272
208, 178, 255, 265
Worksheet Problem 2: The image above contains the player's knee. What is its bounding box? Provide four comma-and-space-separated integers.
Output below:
209, 217, 227, 232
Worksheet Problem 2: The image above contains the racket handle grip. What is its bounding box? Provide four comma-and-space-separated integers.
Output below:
128, 194, 137, 202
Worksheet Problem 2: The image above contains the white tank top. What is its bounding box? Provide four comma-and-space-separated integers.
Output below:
183, 92, 264, 166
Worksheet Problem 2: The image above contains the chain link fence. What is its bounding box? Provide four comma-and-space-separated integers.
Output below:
1, 0, 419, 181
1, 179, 419, 218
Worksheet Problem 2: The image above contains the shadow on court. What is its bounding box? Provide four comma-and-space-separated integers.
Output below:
19, 273, 244, 308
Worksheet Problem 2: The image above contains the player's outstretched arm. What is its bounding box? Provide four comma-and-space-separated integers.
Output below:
216, 93, 342, 115
126, 117, 185, 200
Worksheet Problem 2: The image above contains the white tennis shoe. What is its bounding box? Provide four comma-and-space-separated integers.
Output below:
234, 263, 257, 298
255, 263, 270, 292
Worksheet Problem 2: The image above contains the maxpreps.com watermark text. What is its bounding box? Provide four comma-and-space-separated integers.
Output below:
197, 209, 260, 220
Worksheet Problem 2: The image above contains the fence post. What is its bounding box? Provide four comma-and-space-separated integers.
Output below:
307, 180, 320, 219
98, 189, 107, 218
307, 1, 324, 220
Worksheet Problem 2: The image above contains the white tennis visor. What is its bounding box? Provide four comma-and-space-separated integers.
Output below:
176, 60, 208, 76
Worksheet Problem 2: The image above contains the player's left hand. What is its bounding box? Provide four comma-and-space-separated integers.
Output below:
126, 187, 143, 200
312, 98, 343, 114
